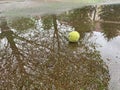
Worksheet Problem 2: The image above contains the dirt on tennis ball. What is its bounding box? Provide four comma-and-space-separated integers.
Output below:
68, 31, 80, 42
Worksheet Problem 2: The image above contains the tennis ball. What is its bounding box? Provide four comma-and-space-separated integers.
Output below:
68, 31, 80, 42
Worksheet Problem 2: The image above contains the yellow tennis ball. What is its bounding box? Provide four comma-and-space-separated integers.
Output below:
68, 31, 80, 42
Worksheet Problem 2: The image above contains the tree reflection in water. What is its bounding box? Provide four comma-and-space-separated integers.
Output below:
99, 4, 120, 41
0, 7, 110, 90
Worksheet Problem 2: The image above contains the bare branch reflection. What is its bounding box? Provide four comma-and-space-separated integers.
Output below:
0, 7, 110, 90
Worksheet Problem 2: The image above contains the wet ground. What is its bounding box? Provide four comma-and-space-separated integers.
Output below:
0, 1, 120, 90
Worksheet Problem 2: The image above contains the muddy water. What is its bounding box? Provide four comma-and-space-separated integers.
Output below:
0, 1, 120, 90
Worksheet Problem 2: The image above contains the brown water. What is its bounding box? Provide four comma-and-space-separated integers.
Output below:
0, 3, 120, 90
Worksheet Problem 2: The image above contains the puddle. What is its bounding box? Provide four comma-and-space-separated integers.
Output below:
0, 1, 120, 90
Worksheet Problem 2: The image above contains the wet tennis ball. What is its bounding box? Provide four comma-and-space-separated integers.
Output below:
68, 31, 80, 42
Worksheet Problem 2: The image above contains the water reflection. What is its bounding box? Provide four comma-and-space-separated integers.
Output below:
58, 6, 94, 39
100, 4, 120, 21
101, 23, 120, 41
1, 5, 120, 90
10, 17, 36, 31
99, 4, 120, 41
